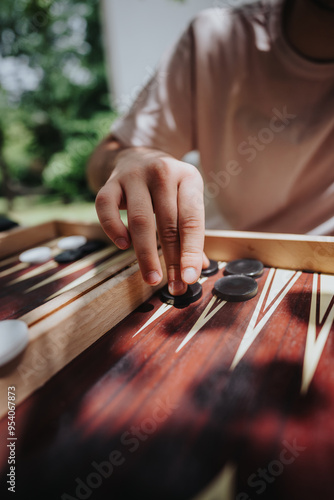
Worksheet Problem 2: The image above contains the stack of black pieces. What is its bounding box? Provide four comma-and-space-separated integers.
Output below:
214, 258, 263, 302
54, 240, 106, 263
160, 259, 220, 308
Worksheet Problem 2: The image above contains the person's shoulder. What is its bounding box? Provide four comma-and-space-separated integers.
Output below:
188, 0, 278, 56
191, 1, 275, 34
191, 6, 236, 32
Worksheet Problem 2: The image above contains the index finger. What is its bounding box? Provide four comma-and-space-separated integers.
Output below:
178, 174, 205, 284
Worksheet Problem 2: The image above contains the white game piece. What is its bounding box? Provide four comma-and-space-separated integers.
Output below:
0, 320, 29, 366
19, 246, 52, 264
57, 235, 87, 250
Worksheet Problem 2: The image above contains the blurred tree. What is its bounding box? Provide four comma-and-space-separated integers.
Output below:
0, 126, 14, 210
0, 0, 112, 203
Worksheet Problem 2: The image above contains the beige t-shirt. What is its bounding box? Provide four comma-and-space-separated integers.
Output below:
111, 0, 334, 234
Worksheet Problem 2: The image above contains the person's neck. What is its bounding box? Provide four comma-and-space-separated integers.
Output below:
283, 0, 334, 62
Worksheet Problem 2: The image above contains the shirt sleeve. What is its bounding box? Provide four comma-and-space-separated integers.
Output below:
111, 22, 196, 159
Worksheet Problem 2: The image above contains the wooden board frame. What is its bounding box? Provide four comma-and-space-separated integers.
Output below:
1, 223, 334, 418
204, 229, 334, 274
0, 219, 111, 260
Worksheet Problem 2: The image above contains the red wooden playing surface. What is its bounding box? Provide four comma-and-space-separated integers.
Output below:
0, 244, 115, 320
0, 263, 333, 499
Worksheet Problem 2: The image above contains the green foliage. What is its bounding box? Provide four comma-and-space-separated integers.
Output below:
0, 0, 112, 199
43, 111, 116, 199
43, 140, 89, 199
3, 114, 36, 184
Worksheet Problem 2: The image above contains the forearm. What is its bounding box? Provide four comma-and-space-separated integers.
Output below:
87, 134, 126, 193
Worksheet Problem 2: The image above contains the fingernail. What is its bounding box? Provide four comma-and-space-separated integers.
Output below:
146, 271, 161, 285
115, 238, 129, 249
183, 267, 198, 284
169, 280, 186, 295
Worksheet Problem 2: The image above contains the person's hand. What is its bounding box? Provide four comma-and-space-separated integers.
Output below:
95, 147, 207, 295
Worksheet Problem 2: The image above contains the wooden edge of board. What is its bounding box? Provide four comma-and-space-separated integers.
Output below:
0, 255, 167, 418
0, 221, 57, 260
0, 219, 111, 260
204, 229, 334, 274
54, 220, 111, 243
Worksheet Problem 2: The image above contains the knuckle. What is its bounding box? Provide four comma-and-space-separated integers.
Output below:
160, 223, 179, 245
193, 173, 205, 191
183, 162, 201, 177
185, 168, 204, 190
147, 158, 171, 184
97, 218, 119, 242
97, 213, 118, 232
129, 213, 150, 231
179, 215, 202, 232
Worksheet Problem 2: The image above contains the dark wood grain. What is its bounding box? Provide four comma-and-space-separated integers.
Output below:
1, 261, 333, 500
0, 252, 114, 320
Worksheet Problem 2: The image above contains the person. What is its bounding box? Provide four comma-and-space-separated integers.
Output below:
87, 0, 334, 296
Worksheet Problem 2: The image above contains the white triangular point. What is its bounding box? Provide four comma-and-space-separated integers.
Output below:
319, 274, 334, 323
25, 246, 117, 293
132, 303, 171, 338
301, 273, 334, 394
132, 279, 208, 339
0, 262, 28, 279
45, 254, 120, 301
192, 462, 236, 500
175, 295, 227, 353
8, 261, 57, 285
230, 269, 302, 370
264, 269, 296, 311
175, 261, 226, 351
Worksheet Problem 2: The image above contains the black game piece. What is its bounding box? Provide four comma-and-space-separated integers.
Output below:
54, 249, 82, 263
0, 215, 19, 232
160, 282, 202, 308
213, 275, 258, 302
224, 258, 264, 278
79, 240, 106, 254
201, 259, 219, 277
54, 240, 106, 263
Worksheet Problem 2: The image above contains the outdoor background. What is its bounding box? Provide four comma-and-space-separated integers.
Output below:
0, 0, 239, 226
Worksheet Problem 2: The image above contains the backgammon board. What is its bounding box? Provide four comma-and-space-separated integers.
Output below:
0, 222, 334, 500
